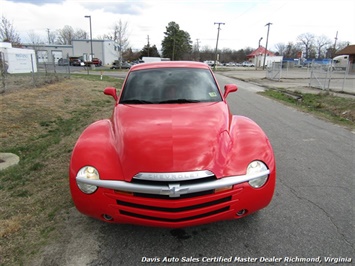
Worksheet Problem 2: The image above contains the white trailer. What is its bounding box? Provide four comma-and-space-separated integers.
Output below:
0, 42, 37, 74
142, 57, 170, 63
332, 55, 349, 70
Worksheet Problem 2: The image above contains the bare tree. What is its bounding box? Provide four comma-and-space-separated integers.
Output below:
55, 25, 87, 44
112, 20, 130, 51
27, 30, 44, 45
314, 35, 331, 58
74, 29, 87, 39
0, 15, 21, 46
336, 41, 350, 51
297, 32, 315, 58
284, 42, 302, 58
56, 25, 74, 44
48, 32, 57, 44
274, 42, 287, 56
102, 20, 130, 65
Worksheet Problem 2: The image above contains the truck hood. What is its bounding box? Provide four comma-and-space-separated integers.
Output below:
114, 102, 232, 181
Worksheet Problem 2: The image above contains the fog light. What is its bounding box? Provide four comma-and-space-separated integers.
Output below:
236, 209, 247, 216
103, 214, 113, 221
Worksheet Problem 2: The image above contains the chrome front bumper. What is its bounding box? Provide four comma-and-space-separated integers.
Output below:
76, 170, 270, 198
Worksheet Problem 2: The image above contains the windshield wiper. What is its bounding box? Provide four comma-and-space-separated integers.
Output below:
120, 99, 154, 104
158, 99, 201, 104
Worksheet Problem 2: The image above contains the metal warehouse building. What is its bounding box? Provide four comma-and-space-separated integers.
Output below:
23, 39, 119, 66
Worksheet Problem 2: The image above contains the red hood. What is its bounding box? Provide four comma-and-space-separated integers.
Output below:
114, 102, 232, 181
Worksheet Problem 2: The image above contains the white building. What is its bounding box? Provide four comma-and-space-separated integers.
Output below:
23, 39, 119, 65
72, 39, 119, 65
247, 46, 283, 68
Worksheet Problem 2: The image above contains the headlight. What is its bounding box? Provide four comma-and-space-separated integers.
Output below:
247, 161, 269, 188
76, 166, 100, 194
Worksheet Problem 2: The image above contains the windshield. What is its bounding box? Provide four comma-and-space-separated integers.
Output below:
119, 68, 222, 104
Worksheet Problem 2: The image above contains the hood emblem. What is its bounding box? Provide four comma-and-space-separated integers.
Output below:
161, 183, 189, 198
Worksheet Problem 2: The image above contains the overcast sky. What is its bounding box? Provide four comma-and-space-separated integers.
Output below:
1, 0, 354, 52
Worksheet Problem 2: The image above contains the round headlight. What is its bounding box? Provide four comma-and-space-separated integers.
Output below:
247, 161, 269, 188
76, 166, 100, 194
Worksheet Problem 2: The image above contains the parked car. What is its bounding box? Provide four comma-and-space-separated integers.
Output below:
57, 58, 69, 66
110, 61, 131, 69
69, 61, 276, 228
242, 61, 255, 67
131, 60, 144, 65
91, 58, 102, 66
70, 57, 84, 66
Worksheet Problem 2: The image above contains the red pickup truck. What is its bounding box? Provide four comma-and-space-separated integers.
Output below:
85, 58, 102, 66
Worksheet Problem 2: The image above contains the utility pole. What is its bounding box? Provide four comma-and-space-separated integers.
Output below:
147, 35, 150, 57
214, 22, 225, 70
333, 31, 338, 58
47, 28, 50, 44
195, 39, 200, 61
262, 22, 272, 70
196, 39, 200, 51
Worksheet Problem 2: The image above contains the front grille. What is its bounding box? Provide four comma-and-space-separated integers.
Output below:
131, 175, 217, 199
117, 196, 231, 212
116, 194, 233, 223
111, 173, 241, 224
120, 207, 229, 223
131, 175, 217, 186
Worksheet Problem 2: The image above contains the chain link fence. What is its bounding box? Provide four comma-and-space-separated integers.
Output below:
309, 59, 352, 92
265, 59, 354, 93
0, 51, 71, 94
266, 62, 282, 81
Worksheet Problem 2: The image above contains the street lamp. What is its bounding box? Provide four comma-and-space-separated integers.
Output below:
256, 37, 263, 69
259, 37, 263, 47
84, 15, 93, 61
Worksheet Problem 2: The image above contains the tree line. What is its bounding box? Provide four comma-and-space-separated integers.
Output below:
0, 15, 350, 63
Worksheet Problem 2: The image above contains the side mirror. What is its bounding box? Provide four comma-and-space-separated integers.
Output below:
104, 87, 118, 101
223, 84, 238, 98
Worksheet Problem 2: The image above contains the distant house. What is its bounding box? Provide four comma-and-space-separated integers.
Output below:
247, 46, 282, 68
335, 44, 355, 73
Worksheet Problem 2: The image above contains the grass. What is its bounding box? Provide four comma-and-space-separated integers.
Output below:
260, 88, 355, 129
0, 75, 123, 265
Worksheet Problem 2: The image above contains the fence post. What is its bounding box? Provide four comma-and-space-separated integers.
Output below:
31, 54, 36, 87
341, 61, 350, 92
0, 51, 6, 93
